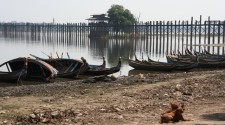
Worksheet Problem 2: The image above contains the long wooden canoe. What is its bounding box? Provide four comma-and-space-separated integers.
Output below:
80, 57, 121, 76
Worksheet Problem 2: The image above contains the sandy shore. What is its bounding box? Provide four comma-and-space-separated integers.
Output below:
0, 69, 225, 124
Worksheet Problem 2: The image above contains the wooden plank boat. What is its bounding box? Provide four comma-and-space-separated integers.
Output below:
166, 55, 225, 68
80, 57, 121, 76
204, 49, 212, 55
0, 70, 26, 83
0, 57, 57, 82
167, 54, 225, 63
185, 48, 194, 55
0, 58, 27, 83
30, 54, 84, 78
146, 56, 198, 71
175, 62, 198, 71
88, 57, 106, 69
129, 57, 177, 72
193, 49, 225, 59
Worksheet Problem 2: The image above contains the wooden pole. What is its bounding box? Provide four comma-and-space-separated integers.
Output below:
199, 15, 202, 52
190, 17, 193, 50
156, 21, 158, 54
194, 20, 197, 51
223, 21, 225, 55
145, 22, 148, 52
218, 21, 221, 55
178, 21, 180, 53
152, 21, 155, 53
150, 21, 152, 51
170, 21, 173, 53
166, 21, 169, 54
212, 21, 216, 54
186, 21, 189, 50
146, 22, 149, 48
163, 21, 165, 54
174, 21, 177, 53
159, 21, 162, 54
208, 17, 211, 53
182, 21, 185, 54
204, 21, 207, 51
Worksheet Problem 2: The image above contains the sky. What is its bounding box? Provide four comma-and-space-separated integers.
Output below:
0, 0, 225, 23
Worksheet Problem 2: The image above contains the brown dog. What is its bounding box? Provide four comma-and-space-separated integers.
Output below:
160, 102, 192, 123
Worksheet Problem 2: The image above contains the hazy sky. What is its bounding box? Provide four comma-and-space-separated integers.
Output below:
0, 0, 225, 23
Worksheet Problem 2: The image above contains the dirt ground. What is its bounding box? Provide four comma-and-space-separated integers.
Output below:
0, 69, 225, 125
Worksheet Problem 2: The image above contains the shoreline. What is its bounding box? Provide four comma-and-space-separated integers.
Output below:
0, 69, 225, 124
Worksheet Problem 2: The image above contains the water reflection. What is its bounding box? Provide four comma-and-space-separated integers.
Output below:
0, 33, 137, 76
0, 30, 224, 76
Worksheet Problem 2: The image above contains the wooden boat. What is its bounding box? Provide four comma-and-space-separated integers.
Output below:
166, 55, 193, 63
129, 56, 177, 71
80, 57, 121, 76
192, 49, 225, 59
147, 55, 155, 62
147, 56, 198, 71
197, 61, 225, 68
167, 53, 225, 63
166, 55, 225, 68
88, 56, 106, 69
185, 48, 194, 55
175, 61, 198, 71
0, 58, 27, 83
204, 49, 212, 55
0, 70, 26, 83
30, 54, 84, 78
0, 57, 57, 82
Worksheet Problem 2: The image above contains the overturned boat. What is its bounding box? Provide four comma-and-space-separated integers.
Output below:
0, 57, 57, 83
80, 57, 121, 76
30, 54, 84, 78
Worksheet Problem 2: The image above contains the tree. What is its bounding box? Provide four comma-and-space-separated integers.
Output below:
107, 5, 136, 32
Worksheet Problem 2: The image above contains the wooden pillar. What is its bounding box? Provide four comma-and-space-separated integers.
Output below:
199, 15, 202, 52
182, 21, 185, 54
194, 20, 197, 51
178, 21, 180, 53
146, 22, 149, 44
146, 22, 149, 53
159, 21, 162, 54
223, 21, 225, 55
186, 21, 189, 50
150, 21, 152, 51
218, 21, 221, 55
156, 21, 158, 54
207, 17, 211, 52
163, 21, 165, 54
166, 21, 169, 54
212, 21, 216, 54
152, 21, 155, 53
190, 17, 193, 50
174, 21, 177, 53
204, 21, 207, 51
170, 21, 173, 53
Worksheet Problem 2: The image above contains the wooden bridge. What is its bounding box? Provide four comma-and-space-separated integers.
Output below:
0, 16, 224, 55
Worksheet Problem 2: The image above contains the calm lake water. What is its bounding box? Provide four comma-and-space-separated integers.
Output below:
0, 35, 170, 76
0, 33, 223, 76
